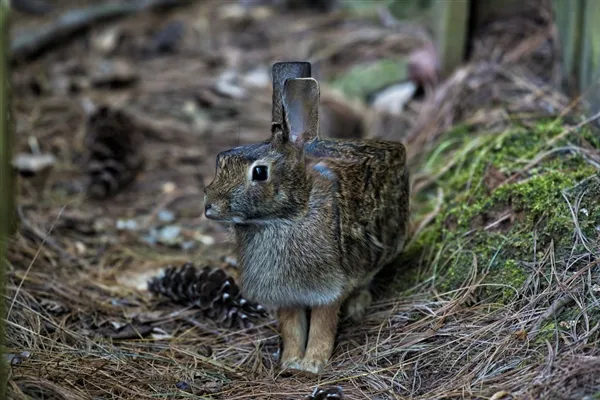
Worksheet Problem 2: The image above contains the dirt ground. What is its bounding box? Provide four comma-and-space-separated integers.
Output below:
5, 0, 600, 399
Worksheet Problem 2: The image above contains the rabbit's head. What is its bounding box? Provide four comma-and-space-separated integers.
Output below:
204, 78, 320, 224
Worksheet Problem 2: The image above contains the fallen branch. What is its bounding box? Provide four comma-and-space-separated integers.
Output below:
11, 0, 194, 61
531, 295, 575, 339
10, 0, 53, 15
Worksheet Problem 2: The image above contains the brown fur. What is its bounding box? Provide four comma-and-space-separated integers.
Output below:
204, 62, 410, 374
301, 301, 341, 373
277, 308, 308, 368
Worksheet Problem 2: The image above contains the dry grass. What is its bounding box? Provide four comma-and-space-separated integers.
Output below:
5, 0, 600, 399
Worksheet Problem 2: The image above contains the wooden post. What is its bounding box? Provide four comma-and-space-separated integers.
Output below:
553, 0, 600, 119
579, 0, 600, 116
431, 0, 470, 77
552, 0, 584, 96
0, 0, 14, 232
431, 0, 546, 77
0, 1, 11, 398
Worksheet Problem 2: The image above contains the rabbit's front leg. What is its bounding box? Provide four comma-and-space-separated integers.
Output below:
300, 301, 341, 374
277, 307, 308, 370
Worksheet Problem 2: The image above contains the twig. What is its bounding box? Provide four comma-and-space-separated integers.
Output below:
7, 205, 66, 319
10, 0, 53, 15
497, 146, 574, 188
11, 0, 194, 61
548, 109, 600, 148
531, 295, 575, 338
17, 205, 76, 263
462, 211, 513, 237
183, 317, 224, 337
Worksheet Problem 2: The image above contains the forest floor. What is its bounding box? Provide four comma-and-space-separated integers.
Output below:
6, 0, 600, 399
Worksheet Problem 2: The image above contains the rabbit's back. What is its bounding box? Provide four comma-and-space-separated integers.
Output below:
307, 138, 409, 277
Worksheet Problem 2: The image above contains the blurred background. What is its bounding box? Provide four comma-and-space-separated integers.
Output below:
3, 0, 600, 399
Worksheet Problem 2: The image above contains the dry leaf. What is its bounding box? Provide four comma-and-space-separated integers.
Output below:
514, 329, 527, 341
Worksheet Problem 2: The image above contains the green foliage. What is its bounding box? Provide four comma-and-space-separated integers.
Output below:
397, 119, 600, 303
329, 58, 408, 101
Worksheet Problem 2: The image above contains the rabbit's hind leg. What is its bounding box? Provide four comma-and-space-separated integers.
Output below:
277, 307, 308, 370
342, 285, 373, 323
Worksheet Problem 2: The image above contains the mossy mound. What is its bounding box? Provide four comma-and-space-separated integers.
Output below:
398, 118, 600, 305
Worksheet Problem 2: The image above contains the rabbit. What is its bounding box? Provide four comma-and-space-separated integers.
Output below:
203, 61, 409, 374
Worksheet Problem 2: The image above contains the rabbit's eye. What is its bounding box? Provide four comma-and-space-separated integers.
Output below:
252, 165, 269, 181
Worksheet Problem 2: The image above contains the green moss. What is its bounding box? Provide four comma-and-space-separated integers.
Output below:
534, 322, 558, 345
397, 118, 600, 303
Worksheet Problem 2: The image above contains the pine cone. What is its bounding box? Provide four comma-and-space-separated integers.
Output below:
305, 386, 344, 400
84, 105, 144, 199
148, 263, 269, 329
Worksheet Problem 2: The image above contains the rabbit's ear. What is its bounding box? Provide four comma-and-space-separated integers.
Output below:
272, 62, 311, 125
282, 77, 320, 145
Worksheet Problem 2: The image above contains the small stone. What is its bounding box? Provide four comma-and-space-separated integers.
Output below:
92, 26, 122, 54
75, 241, 87, 255
222, 255, 238, 268
181, 241, 196, 250
214, 69, 247, 100
162, 182, 177, 193
176, 381, 192, 392
158, 225, 182, 245
194, 232, 215, 245
371, 81, 417, 115
242, 67, 271, 89
6, 351, 31, 366
110, 321, 125, 330
142, 234, 158, 246
559, 320, 577, 329
116, 219, 138, 231
12, 153, 56, 176
158, 209, 176, 223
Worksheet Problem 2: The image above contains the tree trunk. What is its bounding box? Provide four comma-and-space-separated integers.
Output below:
0, 1, 12, 397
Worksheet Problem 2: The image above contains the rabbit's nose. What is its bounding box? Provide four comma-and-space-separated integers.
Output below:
205, 202, 213, 214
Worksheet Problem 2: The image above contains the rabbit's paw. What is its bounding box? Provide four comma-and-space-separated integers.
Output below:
298, 358, 326, 374
280, 357, 303, 371
343, 288, 372, 322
